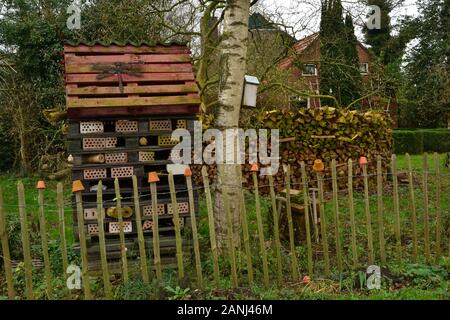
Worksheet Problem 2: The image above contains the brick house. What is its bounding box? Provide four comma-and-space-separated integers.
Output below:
277, 32, 398, 126
278, 32, 372, 108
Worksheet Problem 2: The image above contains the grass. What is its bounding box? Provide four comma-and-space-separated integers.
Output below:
0, 176, 74, 248
396, 152, 448, 172
0, 153, 449, 300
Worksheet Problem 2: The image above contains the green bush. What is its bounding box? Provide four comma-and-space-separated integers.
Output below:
394, 129, 450, 154
393, 130, 424, 154
422, 129, 450, 153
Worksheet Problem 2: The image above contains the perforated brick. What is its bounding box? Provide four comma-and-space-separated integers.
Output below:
169, 150, 181, 162
111, 166, 134, 178
88, 224, 99, 235
109, 221, 132, 234
80, 122, 104, 134
149, 119, 171, 131
158, 135, 179, 146
142, 204, 165, 216
105, 152, 128, 164
83, 168, 107, 180
84, 208, 105, 220
83, 138, 105, 150
116, 120, 138, 133
138, 151, 155, 162
176, 120, 187, 129
105, 137, 118, 148
142, 220, 153, 231
167, 202, 189, 215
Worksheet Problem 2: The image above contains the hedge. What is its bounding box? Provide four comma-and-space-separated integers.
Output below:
422, 129, 450, 153
393, 130, 424, 154
393, 129, 450, 154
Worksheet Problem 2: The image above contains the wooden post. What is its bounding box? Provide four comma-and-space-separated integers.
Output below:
114, 178, 129, 282
56, 183, 69, 278
97, 181, 112, 299
422, 153, 431, 262
347, 160, 358, 268
201, 167, 220, 287
37, 182, 53, 299
185, 168, 203, 289
268, 172, 283, 284
149, 172, 163, 282
361, 161, 374, 266
236, 165, 254, 285
311, 190, 320, 244
283, 165, 300, 282
17, 181, 33, 300
0, 186, 15, 299
132, 176, 149, 284
376, 156, 386, 265
168, 172, 185, 281
72, 180, 92, 300
405, 154, 418, 262
433, 153, 442, 260
316, 171, 330, 276
251, 165, 270, 286
331, 159, 343, 274
391, 154, 402, 262
300, 162, 313, 277
221, 171, 238, 288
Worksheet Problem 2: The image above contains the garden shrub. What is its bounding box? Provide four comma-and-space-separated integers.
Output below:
393, 130, 424, 154
394, 129, 450, 154
421, 129, 450, 153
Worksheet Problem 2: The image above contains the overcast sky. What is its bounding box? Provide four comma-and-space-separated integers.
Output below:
258, 0, 419, 42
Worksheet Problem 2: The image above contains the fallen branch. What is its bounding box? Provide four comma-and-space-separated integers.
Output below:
311, 135, 336, 139
48, 168, 71, 181
279, 137, 296, 143
259, 82, 340, 108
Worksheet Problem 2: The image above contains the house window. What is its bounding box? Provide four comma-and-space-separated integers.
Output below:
359, 63, 369, 74
302, 64, 317, 76
289, 95, 309, 108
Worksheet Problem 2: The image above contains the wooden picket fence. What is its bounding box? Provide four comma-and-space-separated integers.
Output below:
0, 153, 448, 300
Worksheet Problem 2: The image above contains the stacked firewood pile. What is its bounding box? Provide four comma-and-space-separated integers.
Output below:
196, 107, 393, 193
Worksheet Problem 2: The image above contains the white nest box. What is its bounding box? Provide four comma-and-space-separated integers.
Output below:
242, 75, 260, 108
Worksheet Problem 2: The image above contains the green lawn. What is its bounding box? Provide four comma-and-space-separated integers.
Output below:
0, 176, 74, 257
396, 152, 448, 172
0, 153, 449, 300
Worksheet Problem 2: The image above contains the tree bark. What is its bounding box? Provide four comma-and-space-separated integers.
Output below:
214, 0, 250, 247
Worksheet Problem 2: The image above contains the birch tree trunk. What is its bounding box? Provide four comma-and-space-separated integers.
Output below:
214, 0, 250, 247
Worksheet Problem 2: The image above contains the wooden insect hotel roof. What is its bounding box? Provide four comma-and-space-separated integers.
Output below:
63, 42, 200, 118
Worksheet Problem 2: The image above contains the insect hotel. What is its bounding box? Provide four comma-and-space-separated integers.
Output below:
63, 42, 200, 270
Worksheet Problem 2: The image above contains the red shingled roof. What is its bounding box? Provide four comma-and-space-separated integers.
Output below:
292, 32, 319, 54
279, 33, 319, 69
279, 32, 370, 69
